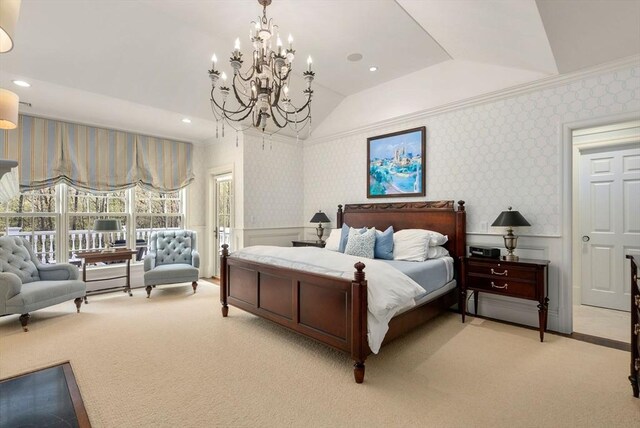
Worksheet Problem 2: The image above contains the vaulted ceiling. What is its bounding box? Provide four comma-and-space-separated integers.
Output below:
1, 0, 638, 142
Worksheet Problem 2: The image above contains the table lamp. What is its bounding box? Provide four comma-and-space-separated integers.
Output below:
491, 207, 530, 261
310, 211, 331, 243
93, 219, 122, 253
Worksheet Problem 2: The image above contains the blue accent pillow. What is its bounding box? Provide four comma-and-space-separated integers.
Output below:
338, 223, 366, 252
374, 226, 394, 260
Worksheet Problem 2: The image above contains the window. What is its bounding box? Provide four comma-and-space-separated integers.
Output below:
0, 185, 184, 266
135, 188, 182, 247
0, 187, 58, 263
67, 188, 128, 262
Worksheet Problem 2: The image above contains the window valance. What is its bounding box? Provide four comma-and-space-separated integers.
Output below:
0, 115, 194, 192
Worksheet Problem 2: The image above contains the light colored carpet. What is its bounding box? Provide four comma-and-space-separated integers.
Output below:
1, 281, 638, 427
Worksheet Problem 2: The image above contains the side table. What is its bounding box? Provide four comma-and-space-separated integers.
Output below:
291, 240, 326, 248
461, 256, 550, 341
77, 249, 137, 303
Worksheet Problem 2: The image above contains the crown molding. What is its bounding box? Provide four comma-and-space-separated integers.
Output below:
305, 55, 640, 147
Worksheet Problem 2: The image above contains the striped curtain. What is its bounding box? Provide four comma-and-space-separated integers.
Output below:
136, 136, 194, 192
0, 115, 64, 189
0, 115, 194, 192
60, 122, 137, 191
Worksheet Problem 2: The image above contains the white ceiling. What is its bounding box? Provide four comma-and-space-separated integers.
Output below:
0, 0, 638, 142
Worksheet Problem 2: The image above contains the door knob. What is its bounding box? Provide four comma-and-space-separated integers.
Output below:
582, 236, 590, 242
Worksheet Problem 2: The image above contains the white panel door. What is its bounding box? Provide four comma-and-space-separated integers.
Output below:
580, 146, 640, 310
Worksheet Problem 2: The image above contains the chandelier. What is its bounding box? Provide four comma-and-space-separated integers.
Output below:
208, 0, 314, 141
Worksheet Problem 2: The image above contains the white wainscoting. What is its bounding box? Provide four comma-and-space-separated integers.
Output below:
243, 227, 305, 247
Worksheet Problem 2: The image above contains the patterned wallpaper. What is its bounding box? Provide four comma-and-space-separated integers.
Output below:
188, 132, 303, 231
243, 134, 304, 228
304, 64, 640, 236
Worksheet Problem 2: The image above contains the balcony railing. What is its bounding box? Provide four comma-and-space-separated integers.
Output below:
6, 228, 159, 264
6, 226, 215, 265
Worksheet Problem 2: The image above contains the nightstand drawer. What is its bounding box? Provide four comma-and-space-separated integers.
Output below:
467, 260, 537, 282
467, 275, 536, 299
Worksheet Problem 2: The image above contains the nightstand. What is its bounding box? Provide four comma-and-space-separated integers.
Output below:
460, 256, 550, 342
291, 240, 326, 248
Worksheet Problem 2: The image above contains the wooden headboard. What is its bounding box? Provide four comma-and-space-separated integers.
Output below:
337, 200, 467, 262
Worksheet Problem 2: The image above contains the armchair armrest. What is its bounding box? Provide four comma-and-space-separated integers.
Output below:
37, 263, 79, 281
192, 250, 200, 269
0, 272, 23, 304
144, 251, 157, 272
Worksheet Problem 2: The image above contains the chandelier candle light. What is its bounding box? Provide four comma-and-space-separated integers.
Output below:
208, 0, 314, 140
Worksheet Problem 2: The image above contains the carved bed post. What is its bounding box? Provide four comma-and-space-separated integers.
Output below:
337, 204, 344, 228
351, 261, 367, 383
220, 244, 229, 317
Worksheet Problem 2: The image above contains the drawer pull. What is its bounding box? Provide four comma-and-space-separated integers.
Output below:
635, 323, 640, 336
491, 268, 508, 276
635, 295, 640, 308
490, 281, 508, 290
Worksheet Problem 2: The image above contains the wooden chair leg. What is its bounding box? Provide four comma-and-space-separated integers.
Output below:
19, 313, 30, 332
74, 298, 83, 313
146, 285, 152, 298
192, 281, 198, 293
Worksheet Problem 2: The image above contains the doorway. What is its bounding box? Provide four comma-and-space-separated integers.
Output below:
572, 122, 640, 343
212, 173, 233, 278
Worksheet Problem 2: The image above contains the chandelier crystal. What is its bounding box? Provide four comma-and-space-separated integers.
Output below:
208, 0, 314, 139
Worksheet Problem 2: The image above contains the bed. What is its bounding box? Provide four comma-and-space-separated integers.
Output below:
219, 200, 467, 383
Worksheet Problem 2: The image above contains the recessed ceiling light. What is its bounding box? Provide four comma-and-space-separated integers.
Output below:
181, 118, 192, 124
347, 53, 363, 62
369, 66, 378, 72
12, 80, 31, 87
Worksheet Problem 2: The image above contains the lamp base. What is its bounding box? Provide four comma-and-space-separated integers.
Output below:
316, 224, 324, 243
502, 228, 519, 262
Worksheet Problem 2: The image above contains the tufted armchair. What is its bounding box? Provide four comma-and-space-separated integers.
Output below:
0, 236, 86, 331
143, 230, 200, 298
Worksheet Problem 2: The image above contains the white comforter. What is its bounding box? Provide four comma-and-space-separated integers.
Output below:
231, 246, 425, 353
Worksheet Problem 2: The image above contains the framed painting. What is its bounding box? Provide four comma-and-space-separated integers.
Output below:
367, 126, 426, 198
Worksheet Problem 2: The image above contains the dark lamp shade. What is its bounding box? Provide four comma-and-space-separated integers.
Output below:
93, 219, 122, 232
491, 208, 530, 227
310, 211, 330, 223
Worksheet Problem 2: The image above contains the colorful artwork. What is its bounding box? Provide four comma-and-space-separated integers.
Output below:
367, 127, 426, 198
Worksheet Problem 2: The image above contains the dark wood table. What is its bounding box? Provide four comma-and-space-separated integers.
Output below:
461, 256, 550, 341
77, 249, 137, 303
291, 240, 326, 248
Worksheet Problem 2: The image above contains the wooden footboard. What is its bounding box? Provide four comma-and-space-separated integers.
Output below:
220, 244, 369, 383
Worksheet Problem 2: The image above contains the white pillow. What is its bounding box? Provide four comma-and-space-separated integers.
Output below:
393, 229, 430, 261
324, 228, 341, 251
344, 227, 376, 259
427, 246, 450, 259
419, 229, 448, 246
